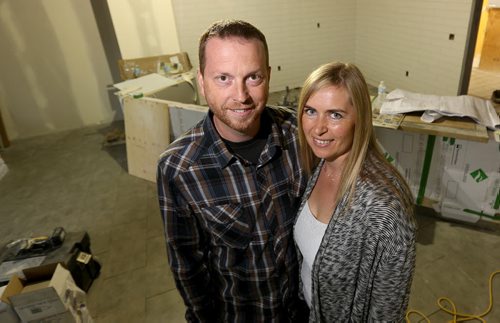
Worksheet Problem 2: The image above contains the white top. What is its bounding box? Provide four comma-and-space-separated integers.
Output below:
293, 201, 328, 308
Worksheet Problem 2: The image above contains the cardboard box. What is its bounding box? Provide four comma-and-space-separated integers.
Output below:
0, 296, 19, 323
1, 264, 80, 322
36, 310, 75, 323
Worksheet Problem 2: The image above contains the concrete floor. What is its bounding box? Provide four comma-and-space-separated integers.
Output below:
0, 123, 499, 322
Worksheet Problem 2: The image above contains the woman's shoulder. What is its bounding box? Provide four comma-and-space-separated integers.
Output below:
360, 152, 413, 199
352, 164, 416, 243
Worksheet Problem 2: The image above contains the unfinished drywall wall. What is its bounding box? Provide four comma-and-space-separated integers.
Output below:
0, 0, 116, 140
107, 0, 180, 59
355, 0, 473, 96
172, 0, 474, 96
171, 0, 357, 93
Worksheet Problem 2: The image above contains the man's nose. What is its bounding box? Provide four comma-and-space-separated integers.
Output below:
234, 80, 250, 103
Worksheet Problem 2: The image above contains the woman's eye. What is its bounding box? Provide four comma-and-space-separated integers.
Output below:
330, 112, 343, 120
304, 108, 316, 116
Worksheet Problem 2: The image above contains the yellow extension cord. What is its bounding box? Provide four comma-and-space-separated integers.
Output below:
406, 270, 500, 323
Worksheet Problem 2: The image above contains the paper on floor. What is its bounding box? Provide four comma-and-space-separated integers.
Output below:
380, 89, 500, 130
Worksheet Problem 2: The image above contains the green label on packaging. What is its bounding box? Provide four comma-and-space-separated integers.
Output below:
442, 137, 455, 145
384, 152, 394, 164
470, 169, 488, 183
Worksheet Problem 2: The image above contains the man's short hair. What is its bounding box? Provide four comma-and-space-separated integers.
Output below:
198, 19, 269, 74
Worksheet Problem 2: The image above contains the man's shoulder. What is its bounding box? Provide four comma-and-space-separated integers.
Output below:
267, 105, 297, 124
266, 105, 299, 140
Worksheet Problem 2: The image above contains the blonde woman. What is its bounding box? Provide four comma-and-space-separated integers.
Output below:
294, 62, 416, 322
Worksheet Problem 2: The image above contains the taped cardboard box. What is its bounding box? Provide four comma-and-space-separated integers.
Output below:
1, 263, 92, 323
118, 52, 192, 80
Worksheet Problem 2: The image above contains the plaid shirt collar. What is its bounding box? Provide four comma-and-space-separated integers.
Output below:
201, 108, 287, 169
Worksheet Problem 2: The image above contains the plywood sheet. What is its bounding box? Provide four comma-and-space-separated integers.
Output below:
123, 97, 170, 182
479, 9, 500, 71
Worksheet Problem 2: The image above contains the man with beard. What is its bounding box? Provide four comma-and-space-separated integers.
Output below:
157, 19, 307, 322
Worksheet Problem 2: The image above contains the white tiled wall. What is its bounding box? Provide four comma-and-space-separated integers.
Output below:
355, 0, 473, 96
172, 0, 356, 92
172, 0, 473, 95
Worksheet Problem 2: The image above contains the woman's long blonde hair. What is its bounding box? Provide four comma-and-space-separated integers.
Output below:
297, 62, 413, 209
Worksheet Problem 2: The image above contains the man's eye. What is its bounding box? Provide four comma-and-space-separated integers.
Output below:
215, 75, 231, 84
247, 74, 263, 84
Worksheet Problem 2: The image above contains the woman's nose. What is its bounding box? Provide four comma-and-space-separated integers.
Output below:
314, 117, 328, 135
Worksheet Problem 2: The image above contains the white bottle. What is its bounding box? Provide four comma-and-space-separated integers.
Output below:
373, 81, 386, 114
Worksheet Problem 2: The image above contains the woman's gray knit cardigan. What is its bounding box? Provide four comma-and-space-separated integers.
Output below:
294, 152, 417, 322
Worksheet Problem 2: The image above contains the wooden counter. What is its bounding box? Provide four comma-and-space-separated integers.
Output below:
370, 93, 499, 143
398, 113, 490, 143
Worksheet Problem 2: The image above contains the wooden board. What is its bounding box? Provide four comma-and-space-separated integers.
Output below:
479, 8, 500, 71
399, 114, 489, 143
123, 97, 171, 182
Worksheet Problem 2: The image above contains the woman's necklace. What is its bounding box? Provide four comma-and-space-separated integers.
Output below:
322, 166, 340, 183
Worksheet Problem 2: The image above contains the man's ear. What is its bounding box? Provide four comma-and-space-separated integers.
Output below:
197, 68, 205, 98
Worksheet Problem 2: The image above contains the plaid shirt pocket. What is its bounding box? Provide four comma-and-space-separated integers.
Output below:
202, 204, 254, 249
